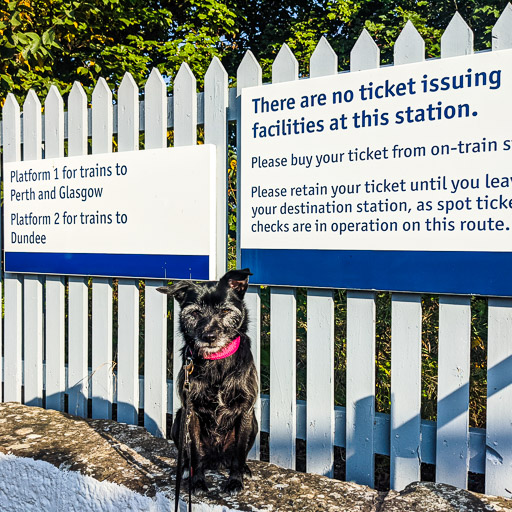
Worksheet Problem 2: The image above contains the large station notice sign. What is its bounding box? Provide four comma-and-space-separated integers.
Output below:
240, 50, 512, 295
4, 145, 217, 280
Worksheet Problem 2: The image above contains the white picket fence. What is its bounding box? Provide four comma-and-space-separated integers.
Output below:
2, 6, 512, 500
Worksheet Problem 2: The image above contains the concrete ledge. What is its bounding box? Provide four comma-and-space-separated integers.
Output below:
0, 403, 510, 512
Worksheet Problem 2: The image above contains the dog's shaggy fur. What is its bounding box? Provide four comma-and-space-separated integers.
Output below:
158, 269, 258, 494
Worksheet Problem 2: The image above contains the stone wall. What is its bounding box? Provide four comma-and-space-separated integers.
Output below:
0, 403, 510, 512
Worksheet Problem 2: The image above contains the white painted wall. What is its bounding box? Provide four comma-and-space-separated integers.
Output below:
0, 454, 240, 512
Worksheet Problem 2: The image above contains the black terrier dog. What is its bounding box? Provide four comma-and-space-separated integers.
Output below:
158, 268, 258, 494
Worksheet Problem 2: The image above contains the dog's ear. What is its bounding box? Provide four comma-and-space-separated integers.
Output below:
219, 268, 252, 299
157, 281, 195, 307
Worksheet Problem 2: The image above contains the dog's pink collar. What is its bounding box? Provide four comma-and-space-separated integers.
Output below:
204, 336, 241, 360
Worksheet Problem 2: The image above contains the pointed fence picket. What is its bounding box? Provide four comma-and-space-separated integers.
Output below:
172, 62, 198, 422
144, 281, 167, 438
306, 289, 335, 477
91, 277, 113, 420
1, 4, 512, 500
389, 21, 424, 492
441, 12, 474, 58
143, 68, 168, 438
22, 90, 42, 160
91, 79, 114, 420
272, 44, 299, 84
116, 73, 140, 427
487, 299, 512, 498
269, 43, 298, 470
67, 82, 89, 418
205, 57, 229, 279
44, 86, 66, 413
394, 20, 425, 65
3, 273, 22, 403
68, 82, 88, 157
23, 274, 43, 407
310, 36, 338, 78
350, 29, 380, 71
236, 49, 263, 461
390, 294, 422, 490
432, 14, 474, 491
22, 91, 44, 409
486, 5, 512, 498
67, 274, 89, 418
305, 37, 337, 479
436, 296, 471, 488
2, 94, 22, 404
269, 286, 297, 469
174, 63, 197, 147
145, 68, 167, 150
346, 291, 375, 486
492, 3, 512, 51
344, 29, 380, 488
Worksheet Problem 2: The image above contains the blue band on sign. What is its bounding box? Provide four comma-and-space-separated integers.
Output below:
5, 252, 209, 280
241, 248, 512, 296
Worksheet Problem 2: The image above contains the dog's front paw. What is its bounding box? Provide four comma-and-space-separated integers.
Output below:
191, 474, 209, 495
223, 476, 244, 495
243, 463, 252, 478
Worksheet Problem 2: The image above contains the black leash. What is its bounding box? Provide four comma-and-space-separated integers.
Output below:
175, 357, 194, 512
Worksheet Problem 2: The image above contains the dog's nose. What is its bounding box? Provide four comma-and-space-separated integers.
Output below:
203, 333, 217, 344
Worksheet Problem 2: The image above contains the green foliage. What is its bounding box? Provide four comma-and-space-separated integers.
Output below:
0, 0, 238, 100
2, 0, 509, 103
227, 143, 237, 270
222, 0, 509, 81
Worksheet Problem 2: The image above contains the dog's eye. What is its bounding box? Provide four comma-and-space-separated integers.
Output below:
190, 310, 201, 319
221, 308, 231, 315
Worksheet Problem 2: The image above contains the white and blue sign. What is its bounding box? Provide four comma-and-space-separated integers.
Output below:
240, 49, 512, 296
4, 145, 217, 280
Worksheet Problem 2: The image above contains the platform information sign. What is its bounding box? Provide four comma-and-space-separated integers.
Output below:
4, 145, 217, 280
240, 50, 512, 295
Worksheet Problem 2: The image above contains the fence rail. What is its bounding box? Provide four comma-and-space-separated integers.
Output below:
8, 359, 489, 475
1, 5, 512, 499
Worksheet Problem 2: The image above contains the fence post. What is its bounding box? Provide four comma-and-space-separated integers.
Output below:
144, 68, 168, 438
205, 57, 228, 279
44, 86, 66, 412
173, 63, 198, 420
436, 296, 471, 488
394, 20, 425, 66
440, 12, 474, 58
346, 291, 376, 486
486, 5, 512, 498
22, 90, 44, 408
306, 288, 335, 477
345, 29, 379, 488
67, 81, 90, 418
492, 3, 512, 51
91, 78, 114, 420
116, 72, 141, 426
268, 44, 298, 470
429, 12, 475, 490
237, 50, 263, 460
305, 36, 337, 478
385, 20, 426, 492
390, 293, 422, 490
487, 298, 512, 499
2, 94, 22, 404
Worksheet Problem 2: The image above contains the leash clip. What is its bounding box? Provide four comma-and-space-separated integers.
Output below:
183, 357, 194, 390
